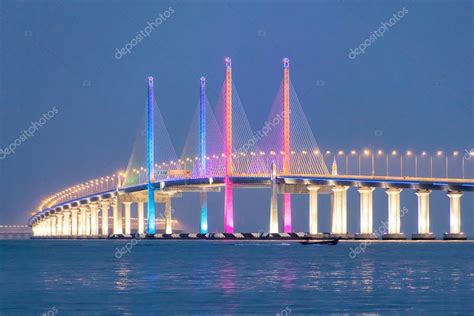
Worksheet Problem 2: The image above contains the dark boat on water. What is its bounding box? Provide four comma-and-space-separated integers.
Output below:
299, 238, 340, 245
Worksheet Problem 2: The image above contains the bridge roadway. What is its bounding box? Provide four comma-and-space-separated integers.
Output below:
29, 174, 473, 241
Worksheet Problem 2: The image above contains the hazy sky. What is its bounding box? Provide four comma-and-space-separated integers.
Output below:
1, 0, 472, 235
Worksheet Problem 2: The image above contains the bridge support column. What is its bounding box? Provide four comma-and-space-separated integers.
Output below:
137, 202, 145, 235
308, 186, 319, 235
43, 219, 49, 236
63, 211, 70, 236
56, 213, 63, 236
413, 190, 435, 240
330, 186, 351, 238
43, 220, 48, 236
383, 188, 406, 240
355, 187, 376, 240
90, 205, 99, 236
40, 222, 45, 236
79, 207, 87, 236
85, 208, 91, 236
200, 192, 208, 234
269, 187, 279, 234
165, 196, 173, 234
51, 216, 57, 236
47, 219, 50, 236
100, 201, 110, 237
77, 209, 83, 236
113, 199, 123, 235
224, 180, 234, 233
444, 191, 466, 240
43, 219, 48, 236
45, 220, 51, 236
283, 194, 292, 233
71, 209, 78, 236
123, 202, 132, 236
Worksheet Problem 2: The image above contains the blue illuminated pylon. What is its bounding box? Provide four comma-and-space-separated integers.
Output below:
146, 76, 156, 235
199, 77, 208, 233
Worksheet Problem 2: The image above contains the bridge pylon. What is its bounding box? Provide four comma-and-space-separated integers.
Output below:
224, 57, 234, 233
282, 57, 292, 233
146, 76, 156, 235
199, 76, 208, 234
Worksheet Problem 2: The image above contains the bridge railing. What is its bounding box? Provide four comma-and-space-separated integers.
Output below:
34, 149, 474, 215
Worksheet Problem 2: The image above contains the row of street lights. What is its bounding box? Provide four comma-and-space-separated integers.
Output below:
324, 149, 473, 178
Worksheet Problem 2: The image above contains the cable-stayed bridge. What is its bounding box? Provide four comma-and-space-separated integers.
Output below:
29, 58, 474, 240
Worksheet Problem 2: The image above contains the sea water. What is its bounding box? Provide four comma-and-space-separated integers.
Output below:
0, 240, 473, 315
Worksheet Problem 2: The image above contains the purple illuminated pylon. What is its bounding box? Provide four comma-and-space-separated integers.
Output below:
224, 57, 234, 233
199, 77, 208, 233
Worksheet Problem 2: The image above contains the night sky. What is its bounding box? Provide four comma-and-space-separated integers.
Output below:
1, 0, 472, 235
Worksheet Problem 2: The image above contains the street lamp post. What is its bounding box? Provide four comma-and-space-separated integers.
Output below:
430, 156, 433, 178
446, 156, 448, 178
400, 155, 403, 177
415, 155, 418, 177
358, 154, 361, 176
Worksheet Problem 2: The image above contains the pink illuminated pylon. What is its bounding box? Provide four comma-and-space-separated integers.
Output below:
224, 57, 234, 233
283, 58, 292, 233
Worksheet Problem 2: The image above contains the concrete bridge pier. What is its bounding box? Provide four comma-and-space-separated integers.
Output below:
50, 215, 56, 236
330, 186, 352, 239
123, 202, 132, 236
383, 188, 406, 240
100, 201, 110, 237
355, 187, 376, 240
56, 213, 63, 237
444, 191, 466, 240
165, 195, 173, 234
269, 163, 279, 234
77, 209, 83, 236
112, 198, 123, 235
85, 208, 91, 237
413, 190, 435, 240
90, 204, 99, 236
46, 220, 51, 236
307, 185, 320, 236
42, 219, 47, 236
79, 206, 88, 237
63, 211, 70, 236
137, 201, 145, 235
71, 208, 78, 236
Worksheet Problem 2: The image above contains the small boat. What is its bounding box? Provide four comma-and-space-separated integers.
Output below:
299, 238, 339, 245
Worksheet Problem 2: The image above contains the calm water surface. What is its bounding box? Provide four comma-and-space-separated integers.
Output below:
0, 240, 473, 315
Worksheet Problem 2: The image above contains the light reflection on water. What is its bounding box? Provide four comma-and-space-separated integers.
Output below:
0, 241, 473, 314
